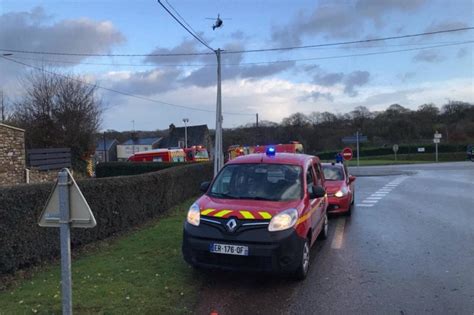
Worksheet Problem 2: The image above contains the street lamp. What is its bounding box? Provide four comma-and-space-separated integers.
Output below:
183, 118, 189, 148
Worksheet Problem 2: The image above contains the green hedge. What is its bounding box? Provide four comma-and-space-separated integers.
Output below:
95, 161, 196, 178
316, 144, 469, 160
0, 162, 213, 274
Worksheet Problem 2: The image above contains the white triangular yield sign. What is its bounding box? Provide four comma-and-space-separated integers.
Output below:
38, 169, 96, 228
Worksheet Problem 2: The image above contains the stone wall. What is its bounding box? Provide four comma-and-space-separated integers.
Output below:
27, 168, 58, 184
0, 124, 26, 186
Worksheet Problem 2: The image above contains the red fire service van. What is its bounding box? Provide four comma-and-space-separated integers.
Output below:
182, 147, 328, 279
128, 148, 186, 163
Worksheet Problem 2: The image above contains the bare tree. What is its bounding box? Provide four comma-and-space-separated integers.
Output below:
10, 69, 103, 170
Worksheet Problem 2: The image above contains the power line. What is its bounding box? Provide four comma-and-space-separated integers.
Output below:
0, 56, 253, 116
223, 27, 474, 54
164, 0, 209, 47
1, 27, 471, 58
7, 41, 472, 68
156, 0, 214, 52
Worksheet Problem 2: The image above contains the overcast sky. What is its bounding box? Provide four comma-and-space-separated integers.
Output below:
0, 0, 473, 131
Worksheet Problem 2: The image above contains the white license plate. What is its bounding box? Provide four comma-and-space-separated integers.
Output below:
210, 243, 249, 256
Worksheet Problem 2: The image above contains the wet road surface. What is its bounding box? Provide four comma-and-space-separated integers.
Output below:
194, 162, 474, 315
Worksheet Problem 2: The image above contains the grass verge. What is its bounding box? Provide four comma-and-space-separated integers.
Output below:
0, 198, 200, 314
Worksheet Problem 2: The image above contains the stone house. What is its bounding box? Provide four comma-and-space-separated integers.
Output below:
0, 123, 26, 186
159, 124, 213, 152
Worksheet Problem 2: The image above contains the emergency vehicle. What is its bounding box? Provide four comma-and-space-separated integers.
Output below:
321, 163, 356, 216
128, 148, 186, 162
182, 148, 328, 279
226, 142, 303, 162
184, 146, 210, 162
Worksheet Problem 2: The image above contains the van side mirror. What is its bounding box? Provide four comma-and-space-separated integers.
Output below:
348, 175, 356, 184
200, 181, 211, 192
309, 185, 326, 199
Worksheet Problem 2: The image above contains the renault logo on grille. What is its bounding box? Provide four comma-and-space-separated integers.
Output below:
226, 218, 237, 232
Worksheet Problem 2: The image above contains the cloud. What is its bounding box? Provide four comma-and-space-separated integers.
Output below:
413, 49, 444, 63
397, 72, 416, 82
456, 47, 470, 59
311, 68, 370, 97
344, 71, 370, 96
106, 68, 181, 95
271, 0, 426, 45
313, 72, 344, 86
144, 38, 213, 65
305, 91, 334, 102
425, 20, 470, 33
0, 6, 125, 65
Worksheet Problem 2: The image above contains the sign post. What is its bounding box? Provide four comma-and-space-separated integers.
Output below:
342, 132, 367, 167
392, 144, 399, 161
39, 168, 96, 315
433, 131, 442, 162
58, 170, 72, 315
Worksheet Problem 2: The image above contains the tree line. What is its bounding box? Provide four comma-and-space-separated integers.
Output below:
4, 69, 473, 171
223, 102, 474, 154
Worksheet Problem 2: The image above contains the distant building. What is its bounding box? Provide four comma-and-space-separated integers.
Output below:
95, 139, 118, 162
159, 124, 212, 152
117, 137, 162, 161
0, 123, 26, 186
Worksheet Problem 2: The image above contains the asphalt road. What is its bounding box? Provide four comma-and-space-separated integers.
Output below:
195, 162, 474, 315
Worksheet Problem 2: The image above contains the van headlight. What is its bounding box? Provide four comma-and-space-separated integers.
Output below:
186, 203, 200, 226
268, 209, 298, 232
334, 186, 348, 198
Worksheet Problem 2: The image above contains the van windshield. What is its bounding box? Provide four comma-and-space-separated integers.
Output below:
209, 163, 303, 201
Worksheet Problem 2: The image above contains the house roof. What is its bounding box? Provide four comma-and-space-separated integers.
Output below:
0, 123, 25, 132
122, 137, 162, 146
95, 139, 118, 151
159, 124, 209, 148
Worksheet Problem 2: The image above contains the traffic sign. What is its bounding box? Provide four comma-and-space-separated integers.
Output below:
392, 144, 399, 153
342, 147, 353, 161
433, 138, 440, 143
341, 135, 368, 144
434, 132, 442, 139
39, 169, 96, 228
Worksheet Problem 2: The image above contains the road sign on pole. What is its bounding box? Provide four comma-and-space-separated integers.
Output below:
39, 168, 96, 315
433, 131, 442, 162
342, 147, 353, 161
393, 144, 399, 161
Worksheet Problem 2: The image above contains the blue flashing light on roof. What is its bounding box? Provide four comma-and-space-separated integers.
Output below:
266, 146, 276, 156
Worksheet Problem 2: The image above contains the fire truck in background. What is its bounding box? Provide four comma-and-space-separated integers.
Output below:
226, 142, 303, 162
128, 146, 209, 163
184, 146, 210, 162
128, 148, 186, 162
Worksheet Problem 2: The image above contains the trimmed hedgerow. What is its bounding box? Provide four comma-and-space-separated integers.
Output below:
316, 144, 469, 160
0, 162, 212, 274
95, 161, 198, 178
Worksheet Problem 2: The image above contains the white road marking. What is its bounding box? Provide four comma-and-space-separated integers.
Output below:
357, 204, 374, 207
331, 219, 346, 249
366, 197, 383, 200
362, 199, 379, 203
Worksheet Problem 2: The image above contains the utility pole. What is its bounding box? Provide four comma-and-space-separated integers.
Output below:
356, 130, 360, 167
256, 113, 259, 128
103, 132, 107, 162
183, 118, 189, 148
214, 48, 224, 176
1, 90, 5, 122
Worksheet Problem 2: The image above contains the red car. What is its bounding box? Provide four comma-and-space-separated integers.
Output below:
182, 149, 328, 279
321, 163, 356, 216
